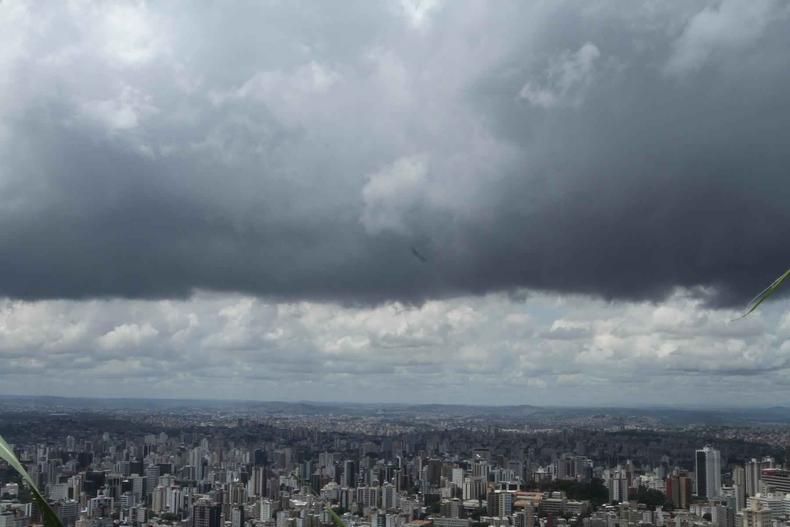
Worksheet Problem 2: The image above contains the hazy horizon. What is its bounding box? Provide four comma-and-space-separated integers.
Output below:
3, 393, 790, 412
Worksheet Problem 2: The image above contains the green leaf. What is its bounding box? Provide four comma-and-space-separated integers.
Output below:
0, 435, 64, 527
737, 268, 790, 319
294, 472, 347, 527
327, 507, 347, 527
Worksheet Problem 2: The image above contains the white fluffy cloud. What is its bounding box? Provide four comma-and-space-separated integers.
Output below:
0, 291, 787, 405
519, 43, 601, 108
97, 323, 159, 352
361, 155, 430, 235
665, 0, 783, 75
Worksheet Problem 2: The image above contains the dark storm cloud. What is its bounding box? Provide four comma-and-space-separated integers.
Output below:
0, 0, 787, 305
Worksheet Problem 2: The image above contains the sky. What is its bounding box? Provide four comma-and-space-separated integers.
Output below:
0, 0, 789, 406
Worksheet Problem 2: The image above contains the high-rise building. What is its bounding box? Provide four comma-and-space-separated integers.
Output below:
87, 496, 113, 519
151, 486, 167, 513
318, 452, 334, 470
356, 486, 380, 510
711, 503, 734, 527
463, 477, 485, 501
53, 500, 79, 527
513, 506, 534, 527
472, 461, 489, 480
721, 486, 743, 513
451, 468, 464, 488
608, 472, 629, 504
343, 461, 357, 489
732, 466, 747, 510
370, 511, 386, 527
748, 493, 784, 521
487, 490, 514, 518
737, 500, 771, 527
260, 499, 275, 521
440, 498, 463, 519
167, 486, 186, 516
231, 505, 245, 527
144, 465, 160, 497
759, 468, 790, 494
381, 483, 397, 510
695, 446, 721, 499
666, 473, 692, 509
0, 508, 29, 527
190, 499, 221, 527
249, 466, 267, 498
556, 454, 575, 481
745, 458, 774, 497
426, 459, 443, 487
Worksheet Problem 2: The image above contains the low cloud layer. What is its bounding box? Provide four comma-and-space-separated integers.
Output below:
0, 0, 788, 306
0, 290, 788, 405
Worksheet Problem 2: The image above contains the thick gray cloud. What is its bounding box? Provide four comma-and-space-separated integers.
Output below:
0, 0, 788, 305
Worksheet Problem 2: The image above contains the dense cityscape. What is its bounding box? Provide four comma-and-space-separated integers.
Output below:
2, 399, 790, 527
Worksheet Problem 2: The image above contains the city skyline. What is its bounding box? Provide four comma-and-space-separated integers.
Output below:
1, 401, 789, 527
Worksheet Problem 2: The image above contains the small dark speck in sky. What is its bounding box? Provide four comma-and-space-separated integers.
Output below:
411, 246, 428, 263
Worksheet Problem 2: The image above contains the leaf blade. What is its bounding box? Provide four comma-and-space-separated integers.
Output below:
737, 268, 790, 319
0, 435, 64, 527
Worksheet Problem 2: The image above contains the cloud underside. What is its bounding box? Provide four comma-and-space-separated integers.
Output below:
0, 0, 788, 306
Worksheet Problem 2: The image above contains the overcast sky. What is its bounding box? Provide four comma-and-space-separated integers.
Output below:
0, 0, 789, 405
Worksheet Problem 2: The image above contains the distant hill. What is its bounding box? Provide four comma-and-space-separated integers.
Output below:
1, 394, 790, 424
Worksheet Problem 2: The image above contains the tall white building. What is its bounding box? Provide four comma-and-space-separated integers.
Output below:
733, 466, 747, 510
260, 499, 274, 521
746, 458, 775, 496
451, 468, 464, 487
607, 472, 628, 503
381, 483, 397, 510
695, 446, 722, 499
738, 500, 771, 527
748, 494, 784, 521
